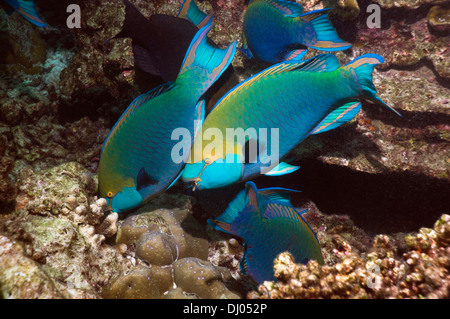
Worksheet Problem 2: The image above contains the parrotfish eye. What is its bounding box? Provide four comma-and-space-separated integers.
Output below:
107, 191, 114, 198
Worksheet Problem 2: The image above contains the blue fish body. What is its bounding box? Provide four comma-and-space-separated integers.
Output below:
208, 181, 324, 284
3, 0, 47, 27
242, 0, 351, 63
98, 22, 236, 213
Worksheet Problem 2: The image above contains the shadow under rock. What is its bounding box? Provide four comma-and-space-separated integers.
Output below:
192, 155, 449, 235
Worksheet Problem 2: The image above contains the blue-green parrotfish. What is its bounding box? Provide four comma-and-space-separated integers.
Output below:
241, 0, 351, 63
114, 0, 239, 112
98, 21, 237, 213
1, 0, 47, 27
182, 53, 401, 190
208, 181, 324, 284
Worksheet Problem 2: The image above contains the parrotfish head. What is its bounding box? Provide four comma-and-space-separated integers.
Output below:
182, 153, 243, 190
104, 186, 143, 213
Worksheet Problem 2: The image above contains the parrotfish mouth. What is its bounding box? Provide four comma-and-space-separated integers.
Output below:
182, 154, 244, 190
182, 158, 213, 191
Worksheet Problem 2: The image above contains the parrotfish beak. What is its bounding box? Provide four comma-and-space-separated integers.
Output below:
182, 154, 243, 190
106, 186, 143, 213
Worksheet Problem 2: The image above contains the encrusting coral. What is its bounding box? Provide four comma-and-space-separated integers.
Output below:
103, 206, 242, 299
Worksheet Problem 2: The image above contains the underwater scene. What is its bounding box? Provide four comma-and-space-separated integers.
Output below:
0, 0, 449, 300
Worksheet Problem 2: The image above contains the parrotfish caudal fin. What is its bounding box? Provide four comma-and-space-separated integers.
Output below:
178, 22, 237, 93
15, 0, 47, 27
344, 54, 402, 116
300, 8, 351, 52
178, 0, 213, 28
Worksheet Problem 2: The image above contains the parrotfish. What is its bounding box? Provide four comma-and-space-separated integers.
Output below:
114, 0, 239, 112
98, 22, 236, 213
208, 181, 324, 284
182, 53, 401, 190
241, 0, 351, 63
1, 0, 47, 27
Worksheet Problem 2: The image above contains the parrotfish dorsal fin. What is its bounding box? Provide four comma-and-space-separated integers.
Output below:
255, 0, 304, 17
178, 0, 213, 28
310, 100, 361, 135
101, 82, 177, 155
261, 54, 341, 76
210, 54, 339, 112
299, 9, 352, 52
257, 185, 301, 204
14, 0, 47, 27
178, 22, 237, 92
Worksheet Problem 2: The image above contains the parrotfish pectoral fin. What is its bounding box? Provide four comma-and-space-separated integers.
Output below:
178, 22, 237, 91
238, 31, 254, 59
178, 0, 213, 28
132, 44, 161, 76
284, 49, 307, 61
264, 162, 300, 176
310, 100, 361, 135
14, 0, 47, 27
300, 8, 351, 52
193, 99, 205, 139
136, 167, 158, 191
344, 54, 402, 117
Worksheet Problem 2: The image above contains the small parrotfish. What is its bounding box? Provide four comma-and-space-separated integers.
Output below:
208, 181, 324, 284
241, 0, 351, 63
182, 53, 401, 190
1, 0, 47, 27
114, 0, 239, 112
98, 21, 237, 213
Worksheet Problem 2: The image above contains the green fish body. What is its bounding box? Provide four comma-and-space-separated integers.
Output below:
182, 53, 400, 190
99, 22, 236, 213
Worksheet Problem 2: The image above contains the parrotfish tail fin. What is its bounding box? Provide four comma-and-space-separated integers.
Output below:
344, 54, 401, 116
178, 21, 237, 93
16, 0, 47, 27
115, 0, 148, 39
300, 8, 351, 52
178, 0, 213, 28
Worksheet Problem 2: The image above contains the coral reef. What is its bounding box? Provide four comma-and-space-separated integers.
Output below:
0, 0, 448, 299
248, 214, 450, 299
102, 206, 242, 299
